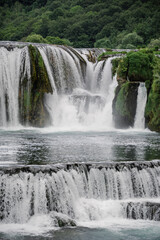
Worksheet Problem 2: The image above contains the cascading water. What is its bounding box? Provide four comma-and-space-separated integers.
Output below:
1, 43, 160, 239
39, 45, 117, 129
1, 161, 160, 225
134, 82, 147, 129
0, 46, 31, 127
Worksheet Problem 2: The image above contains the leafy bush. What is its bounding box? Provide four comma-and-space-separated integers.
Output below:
117, 32, 143, 49
127, 51, 154, 81
148, 38, 160, 49
145, 57, 160, 131
25, 34, 48, 43
46, 36, 72, 46
117, 50, 155, 81
112, 58, 121, 76
94, 38, 112, 48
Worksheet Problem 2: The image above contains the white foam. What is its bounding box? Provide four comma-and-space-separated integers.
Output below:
0, 214, 58, 236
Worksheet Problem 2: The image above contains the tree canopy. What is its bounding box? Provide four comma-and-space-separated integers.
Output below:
0, 0, 160, 47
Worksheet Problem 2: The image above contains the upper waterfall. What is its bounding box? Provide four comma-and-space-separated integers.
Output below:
42, 51, 117, 129
0, 43, 117, 130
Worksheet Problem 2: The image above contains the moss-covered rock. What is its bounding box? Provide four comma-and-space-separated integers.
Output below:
127, 50, 154, 82
49, 211, 76, 227
117, 50, 155, 83
113, 82, 139, 128
145, 57, 160, 132
19, 45, 53, 127
117, 57, 129, 84
111, 58, 121, 77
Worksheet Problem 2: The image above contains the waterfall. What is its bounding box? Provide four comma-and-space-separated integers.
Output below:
0, 46, 31, 127
38, 45, 117, 130
1, 161, 160, 224
134, 82, 147, 129
0, 43, 122, 129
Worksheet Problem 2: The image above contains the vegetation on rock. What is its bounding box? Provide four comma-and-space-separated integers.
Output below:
19, 45, 53, 127
25, 34, 73, 46
98, 51, 127, 61
25, 34, 48, 44
145, 58, 160, 131
115, 50, 155, 82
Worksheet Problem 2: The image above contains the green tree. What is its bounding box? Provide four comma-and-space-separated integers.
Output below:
25, 34, 48, 43
46, 36, 72, 46
148, 38, 160, 49
120, 32, 143, 48
0, 0, 160, 47
70, 5, 83, 15
94, 37, 112, 48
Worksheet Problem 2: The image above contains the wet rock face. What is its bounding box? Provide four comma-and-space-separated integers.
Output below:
50, 212, 76, 227
112, 82, 139, 128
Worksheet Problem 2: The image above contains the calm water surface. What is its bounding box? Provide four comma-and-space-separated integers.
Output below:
0, 128, 160, 166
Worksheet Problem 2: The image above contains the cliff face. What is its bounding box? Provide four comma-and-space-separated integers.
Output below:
113, 82, 139, 128
112, 50, 160, 132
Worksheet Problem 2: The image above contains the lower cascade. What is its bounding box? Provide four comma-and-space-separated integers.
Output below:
1, 160, 160, 225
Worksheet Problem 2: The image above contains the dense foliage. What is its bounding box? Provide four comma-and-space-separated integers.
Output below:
145, 57, 160, 131
116, 50, 155, 82
0, 0, 160, 47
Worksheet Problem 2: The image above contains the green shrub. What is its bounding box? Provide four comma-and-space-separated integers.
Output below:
94, 37, 112, 48
116, 50, 155, 82
148, 38, 160, 49
46, 36, 72, 46
127, 51, 154, 81
25, 33, 48, 43
145, 57, 160, 131
111, 58, 121, 76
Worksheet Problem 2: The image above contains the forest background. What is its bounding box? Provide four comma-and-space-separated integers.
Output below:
0, 0, 160, 49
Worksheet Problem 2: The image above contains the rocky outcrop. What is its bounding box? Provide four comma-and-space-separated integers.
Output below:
113, 82, 139, 128
50, 212, 76, 227
124, 201, 160, 221
0, 159, 160, 175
